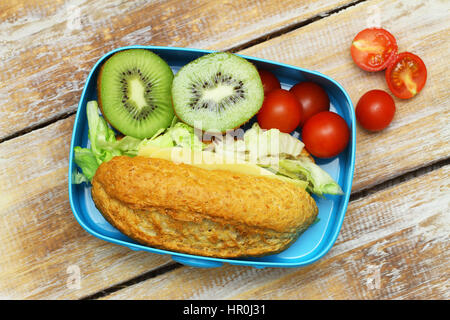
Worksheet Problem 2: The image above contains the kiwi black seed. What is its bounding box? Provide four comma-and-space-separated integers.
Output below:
171, 52, 264, 132
97, 49, 174, 139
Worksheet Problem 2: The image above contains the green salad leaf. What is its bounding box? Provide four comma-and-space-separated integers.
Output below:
137, 120, 206, 151
244, 123, 304, 161
73, 146, 98, 182
74, 101, 207, 184
213, 123, 304, 164
73, 101, 142, 183
279, 159, 344, 196
212, 123, 343, 196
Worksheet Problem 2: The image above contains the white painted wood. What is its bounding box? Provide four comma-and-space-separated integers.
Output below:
0, 0, 448, 299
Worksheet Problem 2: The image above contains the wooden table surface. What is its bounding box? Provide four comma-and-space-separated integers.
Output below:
0, 0, 449, 300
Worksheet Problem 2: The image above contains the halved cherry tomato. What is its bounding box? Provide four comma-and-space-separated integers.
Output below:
385, 52, 427, 99
356, 90, 395, 131
258, 69, 281, 96
302, 111, 350, 158
289, 81, 330, 127
257, 89, 302, 133
351, 28, 398, 72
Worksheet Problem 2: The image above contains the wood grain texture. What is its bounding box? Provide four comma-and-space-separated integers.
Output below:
0, 116, 174, 299
240, 0, 450, 192
0, 0, 448, 300
100, 165, 450, 300
0, 0, 356, 140
0, 0, 364, 299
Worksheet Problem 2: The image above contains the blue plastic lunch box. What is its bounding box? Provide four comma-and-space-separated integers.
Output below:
68, 45, 356, 268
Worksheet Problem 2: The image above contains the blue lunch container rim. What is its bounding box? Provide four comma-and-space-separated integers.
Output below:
68, 45, 356, 268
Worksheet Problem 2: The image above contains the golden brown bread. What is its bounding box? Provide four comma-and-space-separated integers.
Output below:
91, 156, 318, 258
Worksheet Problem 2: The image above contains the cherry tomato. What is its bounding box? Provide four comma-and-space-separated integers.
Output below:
351, 28, 398, 72
258, 69, 281, 95
302, 111, 350, 158
356, 90, 395, 132
257, 89, 302, 133
385, 52, 427, 99
289, 81, 330, 126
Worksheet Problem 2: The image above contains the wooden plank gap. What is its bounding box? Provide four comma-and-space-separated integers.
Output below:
229, 0, 368, 53
350, 156, 450, 202
0, 109, 77, 144
81, 262, 183, 300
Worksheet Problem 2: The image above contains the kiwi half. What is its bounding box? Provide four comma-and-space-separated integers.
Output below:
171, 52, 264, 132
97, 49, 174, 139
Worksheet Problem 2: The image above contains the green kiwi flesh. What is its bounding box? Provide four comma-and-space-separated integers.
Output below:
171, 52, 264, 132
98, 49, 174, 139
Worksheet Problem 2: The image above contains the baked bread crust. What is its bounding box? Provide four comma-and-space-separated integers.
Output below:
91, 156, 318, 258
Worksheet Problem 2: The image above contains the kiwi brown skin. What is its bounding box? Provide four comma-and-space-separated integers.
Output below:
96, 60, 127, 134
96, 63, 106, 123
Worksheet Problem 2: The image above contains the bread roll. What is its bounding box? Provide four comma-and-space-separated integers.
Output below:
91, 156, 318, 258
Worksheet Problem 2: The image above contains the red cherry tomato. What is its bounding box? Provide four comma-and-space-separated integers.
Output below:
351, 28, 398, 72
356, 90, 395, 132
257, 89, 302, 133
258, 69, 281, 95
385, 52, 427, 99
302, 111, 350, 158
289, 81, 330, 126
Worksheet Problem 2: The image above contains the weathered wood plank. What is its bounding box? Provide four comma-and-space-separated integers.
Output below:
100, 165, 450, 300
0, 116, 175, 299
1, 0, 448, 300
0, 0, 357, 140
0, 0, 366, 299
240, 0, 450, 192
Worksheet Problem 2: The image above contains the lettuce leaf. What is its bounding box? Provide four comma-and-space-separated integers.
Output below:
73, 146, 98, 182
96, 135, 142, 157
211, 123, 343, 196
213, 123, 304, 166
169, 123, 205, 150
279, 158, 344, 196
244, 123, 304, 161
73, 101, 142, 183
138, 121, 206, 151
73, 100, 206, 184
72, 171, 90, 184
